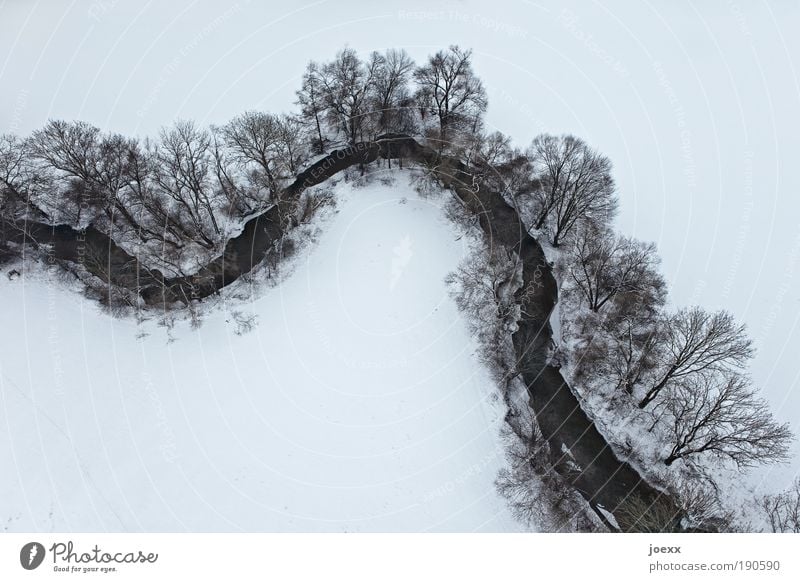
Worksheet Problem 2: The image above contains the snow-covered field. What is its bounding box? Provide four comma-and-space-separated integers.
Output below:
0, 176, 519, 532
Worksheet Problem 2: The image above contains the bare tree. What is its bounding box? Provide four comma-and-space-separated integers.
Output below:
606, 315, 665, 395
217, 111, 306, 223
454, 130, 515, 177
476, 131, 513, 167
525, 134, 617, 246
0, 134, 52, 219
660, 371, 793, 467
274, 114, 307, 175
1, 135, 46, 260
220, 110, 306, 183
1, 135, 41, 202
370, 48, 415, 135
615, 493, 683, 533
445, 243, 520, 378
319, 47, 378, 144
209, 131, 254, 218
761, 478, 800, 532
446, 243, 519, 334
568, 228, 665, 314
494, 149, 535, 205
526, 134, 573, 230
27, 120, 105, 223
153, 120, 222, 249
28, 120, 100, 183
295, 61, 328, 153
130, 139, 203, 252
615, 479, 732, 533
560, 227, 666, 393
414, 45, 487, 150
218, 111, 284, 191
495, 430, 601, 532
674, 478, 735, 532
638, 307, 754, 408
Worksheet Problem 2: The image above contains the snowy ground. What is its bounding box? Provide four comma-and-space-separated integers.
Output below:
0, 175, 520, 532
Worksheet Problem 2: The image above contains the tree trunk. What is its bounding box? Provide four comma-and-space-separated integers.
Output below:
314, 112, 324, 154
638, 376, 670, 409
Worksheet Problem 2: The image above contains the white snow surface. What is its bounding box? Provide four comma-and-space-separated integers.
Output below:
0, 176, 520, 532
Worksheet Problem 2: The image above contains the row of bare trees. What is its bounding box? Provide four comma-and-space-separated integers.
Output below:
1, 44, 499, 273
0, 114, 309, 272
429, 84, 793, 496
555, 211, 792, 473
296, 45, 486, 151
1, 44, 498, 280
4, 46, 620, 277
465, 132, 619, 249
483, 126, 795, 529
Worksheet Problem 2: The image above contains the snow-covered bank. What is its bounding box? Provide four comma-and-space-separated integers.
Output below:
0, 176, 520, 532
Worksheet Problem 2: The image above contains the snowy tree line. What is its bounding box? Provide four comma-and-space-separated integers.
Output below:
1, 45, 616, 272
403, 60, 794, 528
1, 46, 492, 271
550, 215, 792, 472
444, 123, 792, 481
502, 138, 793, 529
452, 129, 794, 529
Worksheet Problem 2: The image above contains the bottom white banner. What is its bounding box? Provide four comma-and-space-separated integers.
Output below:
1, 533, 798, 581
